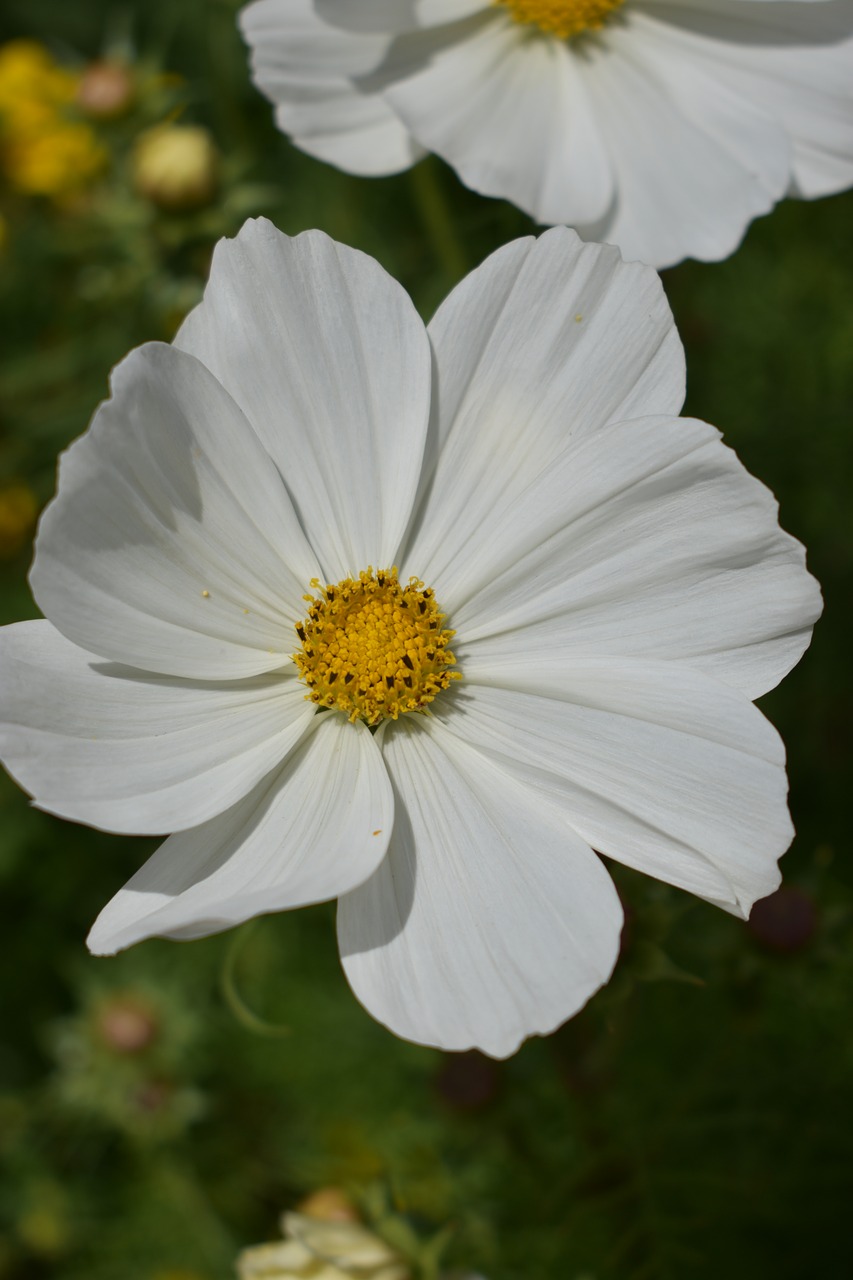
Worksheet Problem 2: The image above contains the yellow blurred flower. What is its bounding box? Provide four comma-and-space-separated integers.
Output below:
0, 483, 38, 559
15, 1179, 72, 1258
236, 1213, 409, 1280
0, 40, 76, 121
0, 39, 106, 199
3, 119, 105, 197
133, 123, 219, 211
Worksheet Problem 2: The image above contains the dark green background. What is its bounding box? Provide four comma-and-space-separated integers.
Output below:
1, 2, 851, 1277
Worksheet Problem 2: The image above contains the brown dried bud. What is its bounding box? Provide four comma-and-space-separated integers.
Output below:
748, 886, 818, 953
95, 994, 159, 1053
77, 61, 134, 118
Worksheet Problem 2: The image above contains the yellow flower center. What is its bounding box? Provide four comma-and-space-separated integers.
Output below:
293, 568, 460, 725
498, 0, 625, 39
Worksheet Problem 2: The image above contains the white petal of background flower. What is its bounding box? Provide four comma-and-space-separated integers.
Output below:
439, 661, 790, 916
647, 0, 853, 199
30, 341, 321, 680
316, 0, 488, 32
616, 6, 794, 204
88, 714, 393, 954
402, 228, 684, 601
175, 220, 432, 583
339, 715, 623, 1058
0, 621, 314, 835
240, 0, 424, 174
241, 0, 853, 266
573, 18, 789, 265
443, 414, 821, 699
382, 15, 616, 227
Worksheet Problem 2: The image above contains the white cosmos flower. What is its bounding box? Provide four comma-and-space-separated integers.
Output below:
0, 219, 821, 1058
238, 0, 853, 267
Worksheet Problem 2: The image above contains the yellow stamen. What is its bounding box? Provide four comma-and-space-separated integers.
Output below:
293, 568, 460, 725
498, 0, 625, 40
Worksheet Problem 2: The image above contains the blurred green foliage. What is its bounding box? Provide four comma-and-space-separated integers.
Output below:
1, 2, 852, 1279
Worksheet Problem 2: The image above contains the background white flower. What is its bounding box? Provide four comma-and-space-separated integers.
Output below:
236, 1203, 486, 1280
239, 0, 853, 267
0, 219, 821, 1057
237, 1211, 409, 1279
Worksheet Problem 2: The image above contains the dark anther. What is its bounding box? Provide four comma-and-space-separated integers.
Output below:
402, 654, 414, 670
344, 673, 354, 684
328, 671, 338, 684
296, 624, 306, 641
418, 600, 427, 614
403, 675, 412, 689
385, 675, 394, 688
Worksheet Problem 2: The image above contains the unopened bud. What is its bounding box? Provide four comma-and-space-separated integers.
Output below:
297, 1188, 360, 1223
748, 886, 818, 953
133, 123, 219, 211
77, 61, 134, 118
95, 994, 159, 1053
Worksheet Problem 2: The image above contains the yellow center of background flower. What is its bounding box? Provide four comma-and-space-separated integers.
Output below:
293, 568, 460, 725
499, 0, 625, 39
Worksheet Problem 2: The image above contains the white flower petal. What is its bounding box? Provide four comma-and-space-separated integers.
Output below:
572, 22, 783, 266
442, 661, 793, 916
285, 1214, 406, 1272
245, 0, 853, 265
451, 414, 820, 699
338, 716, 623, 1058
642, 0, 853, 200
402, 228, 684, 597
316, 0, 487, 33
274, 83, 423, 177
175, 220, 432, 582
30, 342, 320, 679
240, 0, 423, 174
382, 15, 615, 226
87, 714, 393, 954
0, 620, 313, 834
238, 1240, 317, 1279
617, 14, 789, 220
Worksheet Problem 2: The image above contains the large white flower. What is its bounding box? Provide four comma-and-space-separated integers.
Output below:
0, 219, 821, 1057
239, 0, 853, 267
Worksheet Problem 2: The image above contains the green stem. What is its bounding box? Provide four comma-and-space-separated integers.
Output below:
220, 919, 291, 1038
409, 158, 469, 284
